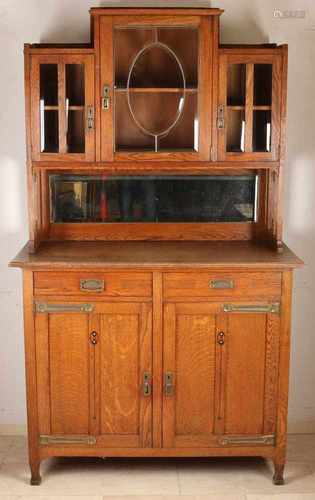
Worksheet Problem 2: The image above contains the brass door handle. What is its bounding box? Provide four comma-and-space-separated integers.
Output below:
143, 372, 152, 397
164, 372, 174, 396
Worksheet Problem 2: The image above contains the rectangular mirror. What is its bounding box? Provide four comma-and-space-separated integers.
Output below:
50, 175, 258, 224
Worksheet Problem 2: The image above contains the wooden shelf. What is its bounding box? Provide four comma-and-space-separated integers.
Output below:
227, 105, 245, 111
253, 105, 272, 111
226, 105, 271, 111
114, 87, 198, 94
43, 105, 85, 111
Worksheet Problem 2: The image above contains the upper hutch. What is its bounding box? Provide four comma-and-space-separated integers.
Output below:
24, 6, 287, 249
11, 5, 303, 487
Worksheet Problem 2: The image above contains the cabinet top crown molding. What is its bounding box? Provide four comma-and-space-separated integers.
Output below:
89, 6, 224, 16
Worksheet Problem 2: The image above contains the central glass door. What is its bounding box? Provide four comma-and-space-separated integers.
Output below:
99, 16, 213, 161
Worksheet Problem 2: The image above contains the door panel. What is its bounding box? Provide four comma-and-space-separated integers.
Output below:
163, 303, 218, 447
35, 311, 91, 435
98, 303, 152, 447
100, 15, 212, 161
217, 51, 282, 161
223, 312, 280, 436
30, 54, 95, 161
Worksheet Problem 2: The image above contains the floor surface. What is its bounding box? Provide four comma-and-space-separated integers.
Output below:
0, 434, 315, 499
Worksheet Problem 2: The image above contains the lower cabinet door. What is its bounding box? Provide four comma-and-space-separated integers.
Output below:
96, 302, 153, 448
35, 301, 153, 448
162, 303, 280, 449
163, 303, 220, 447
219, 311, 280, 442
35, 309, 92, 439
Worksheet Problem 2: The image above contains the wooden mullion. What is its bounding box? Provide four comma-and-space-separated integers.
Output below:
198, 16, 212, 160
30, 56, 40, 161
89, 313, 100, 436
211, 16, 220, 161
162, 303, 176, 448
217, 54, 227, 160
152, 272, 163, 448
100, 16, 114, 161
84, 55, 95, 161
139, 303, 153, 448
58, 61, 67, 154
245, 63, 254, 153
214, 313, 227, 435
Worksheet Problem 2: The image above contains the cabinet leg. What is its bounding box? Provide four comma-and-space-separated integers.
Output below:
30, 459, 41, 486
273, 462, 285, 485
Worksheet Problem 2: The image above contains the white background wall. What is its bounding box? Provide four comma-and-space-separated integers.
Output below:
0, 0, 314, 434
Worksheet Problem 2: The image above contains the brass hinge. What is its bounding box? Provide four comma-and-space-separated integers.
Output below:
217, 104, 225, 129
35, 302, 94, 313
86, 105, 94, 130
102, 85, 110, 110
223, 303, 280, 314
39, 435, 96, 445
219, 435, 275, 446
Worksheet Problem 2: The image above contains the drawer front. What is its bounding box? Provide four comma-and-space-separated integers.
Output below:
164, 272, 282, 299
34, 272, 152, 297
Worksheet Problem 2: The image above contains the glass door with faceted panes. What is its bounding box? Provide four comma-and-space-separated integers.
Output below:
100, 16, 212, 161
30, 54, 95, 161
217, 53, 282, 161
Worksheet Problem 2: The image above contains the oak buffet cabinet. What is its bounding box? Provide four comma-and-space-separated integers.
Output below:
11, 6, 302, 486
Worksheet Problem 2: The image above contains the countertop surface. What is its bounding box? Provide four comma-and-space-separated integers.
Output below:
10, 240, 303, 269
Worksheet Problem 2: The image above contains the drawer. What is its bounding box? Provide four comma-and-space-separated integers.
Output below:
164, 272, 281, 299
34, 272, 152, 297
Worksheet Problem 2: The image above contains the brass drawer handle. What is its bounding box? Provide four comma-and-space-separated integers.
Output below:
210, 279, 234, 289
80, 279, 105, 292
223, 303, 280, 314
